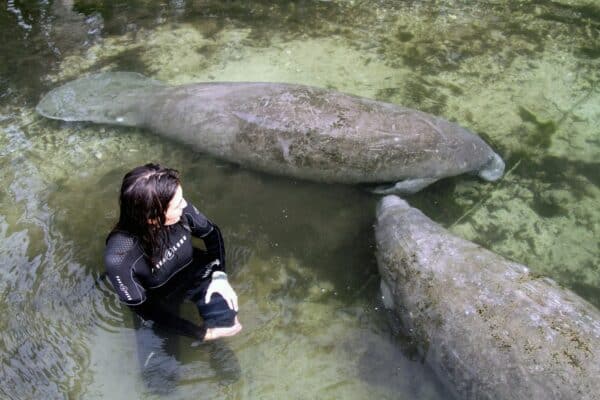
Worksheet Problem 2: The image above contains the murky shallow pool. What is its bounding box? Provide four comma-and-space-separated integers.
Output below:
1, 1, 598, 399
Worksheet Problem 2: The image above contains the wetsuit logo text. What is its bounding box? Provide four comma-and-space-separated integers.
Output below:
155, 235, 187, 269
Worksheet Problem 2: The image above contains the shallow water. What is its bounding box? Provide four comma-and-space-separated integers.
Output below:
0, 1, 598, 399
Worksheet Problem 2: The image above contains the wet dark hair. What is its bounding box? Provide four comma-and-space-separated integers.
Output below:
112, 163, 181, 265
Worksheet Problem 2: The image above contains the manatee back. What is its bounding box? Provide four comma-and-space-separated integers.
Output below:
221, 83, 498, 183
36, 72, 165, 126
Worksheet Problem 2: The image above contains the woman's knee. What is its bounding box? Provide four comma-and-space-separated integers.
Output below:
196, 292, 237, 328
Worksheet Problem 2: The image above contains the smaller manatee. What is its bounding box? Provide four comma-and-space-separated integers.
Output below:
375, 195, 600, 399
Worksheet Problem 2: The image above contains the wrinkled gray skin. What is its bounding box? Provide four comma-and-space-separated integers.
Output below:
375, 195, 600, 400
36, 72, 505, 193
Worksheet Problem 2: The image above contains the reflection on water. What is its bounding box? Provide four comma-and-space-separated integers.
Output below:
0, 0, 599, 399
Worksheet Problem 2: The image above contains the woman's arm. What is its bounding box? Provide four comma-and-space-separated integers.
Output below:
104, 233, 147, 305
183, 204, 226, 272
201, 224, 226, 272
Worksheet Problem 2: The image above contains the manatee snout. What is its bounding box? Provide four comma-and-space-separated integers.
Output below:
478, 152, 505, 182
376, 195, 409, 218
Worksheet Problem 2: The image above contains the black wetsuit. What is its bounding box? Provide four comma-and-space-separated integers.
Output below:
104, 203, 235, 341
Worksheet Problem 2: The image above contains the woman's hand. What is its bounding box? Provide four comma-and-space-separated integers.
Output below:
205, 272, 239, 311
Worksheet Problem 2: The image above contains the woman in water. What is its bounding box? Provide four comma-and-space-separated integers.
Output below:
104, 163, 242, 343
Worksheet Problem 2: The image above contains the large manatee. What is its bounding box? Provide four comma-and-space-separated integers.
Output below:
375, 195, 600, 399
36, 72, 504, 193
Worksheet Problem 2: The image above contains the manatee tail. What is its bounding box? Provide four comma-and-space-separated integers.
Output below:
36, 72, 166, 126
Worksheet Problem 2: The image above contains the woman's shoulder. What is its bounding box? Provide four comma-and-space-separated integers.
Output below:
183, 202, 202, 215
104, 230, 144, 271
183, 203, 210, 227
105, 230, 139, 255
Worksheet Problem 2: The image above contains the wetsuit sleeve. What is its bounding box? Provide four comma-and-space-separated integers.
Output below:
183, 204, 226, 272
104, 233, 147, 305
130, 300, 207, 340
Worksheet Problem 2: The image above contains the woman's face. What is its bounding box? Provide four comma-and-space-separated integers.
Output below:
164, 185, 187, 225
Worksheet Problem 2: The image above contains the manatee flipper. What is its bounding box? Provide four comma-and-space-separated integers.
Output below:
379, 278, 395, 310
36, 72, 165, 126
372, 178, 438, 195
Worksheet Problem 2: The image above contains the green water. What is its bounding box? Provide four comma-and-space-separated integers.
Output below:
0, 1, 598, 399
